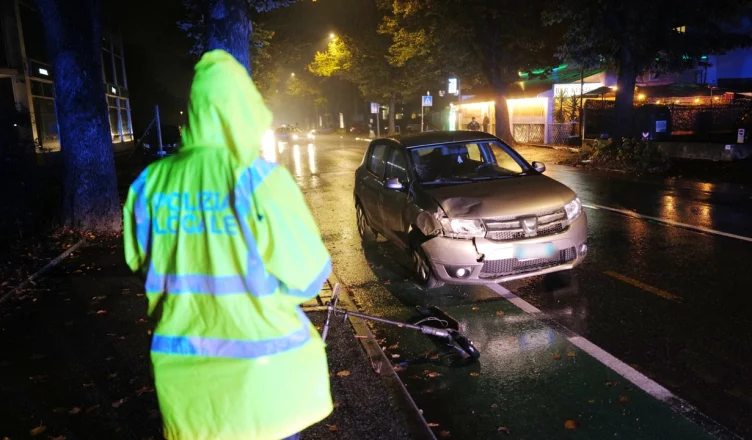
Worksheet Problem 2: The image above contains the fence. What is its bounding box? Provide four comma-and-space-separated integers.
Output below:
547, 122, 581, 145
512, 124, 545, 144
583, 98, 750, 141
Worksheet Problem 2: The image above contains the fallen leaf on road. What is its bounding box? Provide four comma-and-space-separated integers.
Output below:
86, 405, 100, 413
564, 419, 579, 430
69, 407, 81, 415
112, 398, 127, 408
108, 372, 118, 379
29, 425, 46, 436
52, 407, 67, 413
354, 335, 367, 339
29, 375, 48, 382
427, 372, 440, 378
439, 430, 451, 437
393, 365, 406, 372
619, 396, 629, 404
384, 280, 391, 285
469, 372, 480, 377
471, 306, 479, 311
137, 386, 155, 395
391, 354, 400, 359
137, 293, 144, 297
496, 311, 504, 316
96, 310, 107, 314
122, 288, 131, 295
491, 403, 498, 408
82, 382, 94, 388
328, 425, 338, 432
336, 370, 350, 377
333, 402, 341, 408
52, 436, 67, 440
105, 357, 114, 361
429, 354, 440, 360
408, 375, 422, 380
553, 354, 561, 360
427, 423, 440, 427
425, 388, 434, 393
588, 399, 595, 404
605, 380, 619, 387
498, 426, 511, 435
567, 351, 576, 357
388, 344, 399, 349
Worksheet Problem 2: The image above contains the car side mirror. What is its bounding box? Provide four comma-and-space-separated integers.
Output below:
532, 161, 546, 173
385, 177, 404, 190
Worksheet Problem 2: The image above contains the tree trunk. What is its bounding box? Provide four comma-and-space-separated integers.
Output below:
613, 50, 638, 142
490, 83, 514, 145
204, 0, 252, 74
388, 95, 396, 135
35, 0, 121, 233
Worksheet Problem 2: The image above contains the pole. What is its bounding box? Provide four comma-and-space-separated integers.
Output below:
579, 68, 585, 140
376, 106, 380, 137
155, 104, 163, 156
457, 78, 462, 129
421, 102, 424, 133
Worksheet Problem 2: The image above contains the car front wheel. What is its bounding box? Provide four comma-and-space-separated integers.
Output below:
412, 245, 444, 289
356, 203, 377, 243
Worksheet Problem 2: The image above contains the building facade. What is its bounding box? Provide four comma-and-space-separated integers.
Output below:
0, 0, 133, 154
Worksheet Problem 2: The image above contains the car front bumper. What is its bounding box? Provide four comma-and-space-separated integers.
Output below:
421, 214, 588, 285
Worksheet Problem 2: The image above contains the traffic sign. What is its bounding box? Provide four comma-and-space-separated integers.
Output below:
642, 132, 650, 140
422, 95, 433, 107
448, 78, 458, 95
738, 128, 745, 144
370, 102, 379, 114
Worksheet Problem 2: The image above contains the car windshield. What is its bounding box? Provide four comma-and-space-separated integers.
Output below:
410, 141, 530, 184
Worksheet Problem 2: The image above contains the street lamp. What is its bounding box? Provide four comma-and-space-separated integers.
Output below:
291, 72, 296, 77
329, 33, 336, 40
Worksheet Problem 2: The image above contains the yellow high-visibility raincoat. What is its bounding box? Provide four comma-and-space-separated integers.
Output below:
122, 50, 333, 440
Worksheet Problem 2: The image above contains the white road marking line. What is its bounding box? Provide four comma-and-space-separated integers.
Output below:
487, 283, 694, 409
582, 203, 752, 243
488, 282, 740, 438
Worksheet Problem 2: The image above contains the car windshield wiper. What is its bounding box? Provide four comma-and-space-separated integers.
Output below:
420, 178, 475, 185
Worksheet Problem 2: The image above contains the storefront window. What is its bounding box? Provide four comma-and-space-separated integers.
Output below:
33, 97, 59, 148
102, 48, 115, 84
109, 107, 120, 141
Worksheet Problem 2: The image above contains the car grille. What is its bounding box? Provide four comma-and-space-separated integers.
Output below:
479, 247, 577, 279
484, 209, 567, 242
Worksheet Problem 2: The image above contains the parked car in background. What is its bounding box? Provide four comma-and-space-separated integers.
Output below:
274, 125, 314, 142
349, 123, 369, 135
353, 131, 588, 288
138, 125, 182, 162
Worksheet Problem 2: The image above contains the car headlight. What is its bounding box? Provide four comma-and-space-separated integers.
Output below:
440, 218, 486, 238
564, 197, 582, 222
292, 134, 299, 140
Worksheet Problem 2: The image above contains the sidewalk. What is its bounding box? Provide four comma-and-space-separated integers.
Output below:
0, 238, 421, 439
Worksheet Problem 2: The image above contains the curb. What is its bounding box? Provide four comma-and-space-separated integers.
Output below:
0, 238, 87, 307
520, 143, 580, 153
321, 273, 437, 440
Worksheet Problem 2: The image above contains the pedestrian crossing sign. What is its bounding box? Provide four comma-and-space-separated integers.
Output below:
422, 96, 433, 107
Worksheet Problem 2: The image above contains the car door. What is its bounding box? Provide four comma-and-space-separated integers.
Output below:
359, 143, 389, 233
379, 146, 411, 247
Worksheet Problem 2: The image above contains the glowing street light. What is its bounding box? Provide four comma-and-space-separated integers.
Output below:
291, 72, 296, 77
329, 33, 336, 40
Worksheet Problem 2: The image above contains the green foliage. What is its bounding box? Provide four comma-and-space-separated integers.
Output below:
583, 138, 670, 173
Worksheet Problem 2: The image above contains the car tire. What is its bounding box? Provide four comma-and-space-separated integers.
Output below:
356, 203, 378, 243
412, 244, 444, 289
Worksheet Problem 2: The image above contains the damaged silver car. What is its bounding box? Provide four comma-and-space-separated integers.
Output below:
353, 131, 588, 288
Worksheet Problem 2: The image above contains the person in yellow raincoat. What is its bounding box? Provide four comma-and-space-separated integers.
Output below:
122, 50, 333, 440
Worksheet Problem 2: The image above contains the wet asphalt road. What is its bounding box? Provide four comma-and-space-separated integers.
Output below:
273, 136, 752, 439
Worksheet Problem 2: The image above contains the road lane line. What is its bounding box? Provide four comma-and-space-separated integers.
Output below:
582, 203, 752, 243
603, 271, 683, 303
485, 283, 739, 439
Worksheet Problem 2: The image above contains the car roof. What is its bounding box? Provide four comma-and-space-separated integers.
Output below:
375, 131, 499, 149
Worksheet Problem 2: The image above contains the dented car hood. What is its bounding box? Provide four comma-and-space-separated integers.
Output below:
423, 174, 575, 218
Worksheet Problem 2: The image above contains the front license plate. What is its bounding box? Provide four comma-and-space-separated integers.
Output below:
514, 243, 556, 261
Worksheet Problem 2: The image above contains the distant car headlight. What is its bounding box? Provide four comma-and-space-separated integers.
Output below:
564, 197, 582, 221
307, 133, 315, 140
440, 218, 486, 238
292, 134, 300, 140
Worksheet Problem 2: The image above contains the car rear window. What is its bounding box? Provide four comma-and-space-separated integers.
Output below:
368, 144, 388, 177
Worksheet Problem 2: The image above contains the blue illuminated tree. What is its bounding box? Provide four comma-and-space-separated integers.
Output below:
180, 0, 296, 74
34, 0, 122, 232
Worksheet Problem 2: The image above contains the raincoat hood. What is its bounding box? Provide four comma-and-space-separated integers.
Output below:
181, 50, 272, 165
